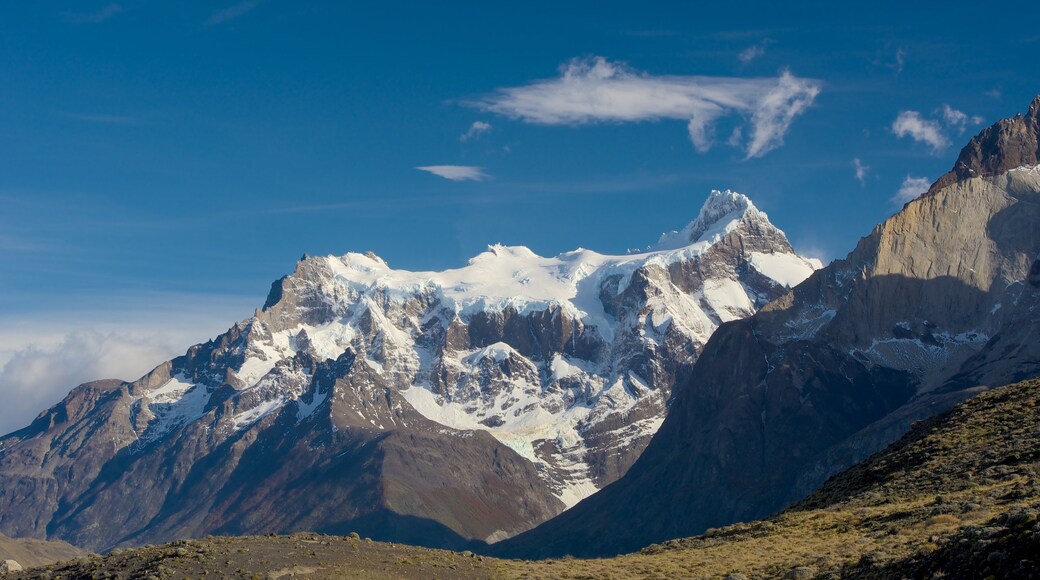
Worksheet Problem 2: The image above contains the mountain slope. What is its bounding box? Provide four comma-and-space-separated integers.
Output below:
494, 95, 1040, 559
0, 190, 818, 551
21, 378, 1040, 579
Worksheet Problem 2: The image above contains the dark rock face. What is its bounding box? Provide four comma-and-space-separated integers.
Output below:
929, 94, 1040, 194
493, 97, 1040, 559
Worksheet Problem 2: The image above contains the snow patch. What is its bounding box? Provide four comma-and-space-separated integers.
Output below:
233, 397, 286, 430
701, 278, 755, 322
748, 251, 820, 287
136, 373, 212, 443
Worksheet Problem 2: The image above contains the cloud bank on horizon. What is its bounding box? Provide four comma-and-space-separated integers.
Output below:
0, 329, 182, 436
470, 56, 821, 159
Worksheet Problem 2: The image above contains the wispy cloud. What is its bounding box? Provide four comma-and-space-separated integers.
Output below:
892, 111, 949, 153
469, 56, 821, 159
206, 0, 262, 26
737, 39, 773, 64
893, 48, 906, 74
416, 165, 489, 181
853, 158, 869, 186
62, 3, 122, 24
873, 47, 906, 75
939, 104, 984, 134
460, 121, 492, 142
893, 175, 931, 204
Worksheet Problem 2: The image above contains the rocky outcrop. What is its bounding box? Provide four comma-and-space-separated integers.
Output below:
0, 190, 817, 552
929, 94, 1040, 194
493, 96, 1040, 559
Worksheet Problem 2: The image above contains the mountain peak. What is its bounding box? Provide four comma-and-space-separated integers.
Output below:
929, 94, 1040, 194
654, 189, 773, 250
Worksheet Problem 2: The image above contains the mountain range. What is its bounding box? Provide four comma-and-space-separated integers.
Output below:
0, 189, 818, 551
2, 95, 1038, 566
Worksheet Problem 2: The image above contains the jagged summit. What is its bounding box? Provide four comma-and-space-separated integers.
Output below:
930, 94, 1040, 194
654, 189, 773, 250
267, 190, 817, 327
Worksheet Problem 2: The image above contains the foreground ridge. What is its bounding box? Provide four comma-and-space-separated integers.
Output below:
13, 378, 1040, 579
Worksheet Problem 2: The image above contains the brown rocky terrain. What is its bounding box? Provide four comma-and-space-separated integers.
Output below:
9, 377, 1040, 579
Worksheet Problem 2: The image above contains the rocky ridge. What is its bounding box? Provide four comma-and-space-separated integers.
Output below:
929, 94, 1040, 194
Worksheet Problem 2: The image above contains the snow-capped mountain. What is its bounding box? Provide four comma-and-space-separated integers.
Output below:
0, 189, 818, 551
235, 189, 819, 505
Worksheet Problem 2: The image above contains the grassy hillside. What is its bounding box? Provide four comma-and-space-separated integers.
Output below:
9, 378, 1040, 579
0, 533, 88, 570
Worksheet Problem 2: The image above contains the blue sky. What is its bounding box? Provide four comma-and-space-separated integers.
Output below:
1, 1, 1039, 431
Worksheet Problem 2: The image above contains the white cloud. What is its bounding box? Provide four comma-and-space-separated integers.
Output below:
206, 0, 262, 26
0, 330, 181, 436
939, 104, 984, 134
853, 158, 869, 186
416, 165, 489, 181
470, 56, 821, 159
0, 293, 254, 437
940, 104, 968, 127
893, 175, 931, 204
461, 121, 492, 142
892, 111, 949, 153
